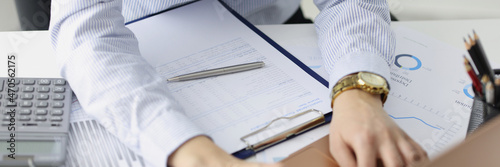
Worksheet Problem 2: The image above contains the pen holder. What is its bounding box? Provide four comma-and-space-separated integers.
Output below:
467, 97, 485, 134
467, 97, 500, 134
467, 71, 500, 135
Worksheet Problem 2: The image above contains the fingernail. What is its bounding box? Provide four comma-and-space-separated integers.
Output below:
412, 154, 421, 161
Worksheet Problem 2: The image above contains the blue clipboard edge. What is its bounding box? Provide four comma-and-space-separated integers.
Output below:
125, 1, 198, 25
125, 0, 333, 159
217, 1, 329, 88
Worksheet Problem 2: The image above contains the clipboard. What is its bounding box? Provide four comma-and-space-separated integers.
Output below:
213, 2, 333, 158
233, 109, 332, 159
125, 0, 333, 159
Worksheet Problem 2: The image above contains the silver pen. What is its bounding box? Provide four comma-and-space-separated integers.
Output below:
167, 61, 265, 81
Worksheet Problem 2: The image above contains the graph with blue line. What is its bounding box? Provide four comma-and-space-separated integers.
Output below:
384, 90, 457, 157
389, 115, 441, 130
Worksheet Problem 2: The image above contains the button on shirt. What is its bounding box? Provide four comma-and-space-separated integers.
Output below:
49, 0, 394, 166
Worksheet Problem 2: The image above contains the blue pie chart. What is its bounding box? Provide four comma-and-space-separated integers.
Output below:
395, 54, 422, 70
463, 84, 474, 99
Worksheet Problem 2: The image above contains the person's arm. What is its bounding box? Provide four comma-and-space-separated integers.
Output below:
313, 0, 428, 166
49, 0, 280, 166
49, 0, 204, 166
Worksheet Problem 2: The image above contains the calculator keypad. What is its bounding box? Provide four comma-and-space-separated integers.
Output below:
0, 78, 72, 133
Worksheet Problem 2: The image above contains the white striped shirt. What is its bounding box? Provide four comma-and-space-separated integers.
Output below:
49, 0, 394, 166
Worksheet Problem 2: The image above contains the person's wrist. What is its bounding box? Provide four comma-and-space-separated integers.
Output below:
168, 135, 225, 166
332, 89, 383, 113
167, 136, 282, 167
330, 72, 389, 109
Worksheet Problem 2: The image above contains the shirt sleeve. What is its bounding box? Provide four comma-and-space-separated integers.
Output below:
313, 0, 396, 90
49, 0, 205, 166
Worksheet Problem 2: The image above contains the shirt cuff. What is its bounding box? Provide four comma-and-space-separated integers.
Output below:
138, 111, 205, 167
327, 51, 391, 91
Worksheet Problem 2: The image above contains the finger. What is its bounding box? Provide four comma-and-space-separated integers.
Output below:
378, 140, 404, 167
408, 144, 430, 166
407, 136, 429, 163
402, 132, 429, 160
409, 137, 428, 159
351, 136, 377, 167
397, 132, 429, 165
397, 138, 422, 165
330, 135, 356, 167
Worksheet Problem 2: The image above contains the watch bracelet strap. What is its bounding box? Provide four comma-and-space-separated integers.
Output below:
330, 73, 358, 108
330, 73, 389, 108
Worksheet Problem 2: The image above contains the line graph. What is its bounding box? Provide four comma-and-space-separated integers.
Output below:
385, 92, 457, 158
389, 114, 441, 130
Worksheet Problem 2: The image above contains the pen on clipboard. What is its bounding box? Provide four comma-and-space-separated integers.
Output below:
167, 61, 265, 82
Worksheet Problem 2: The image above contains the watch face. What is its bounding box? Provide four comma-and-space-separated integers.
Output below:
359, 72, 386, 87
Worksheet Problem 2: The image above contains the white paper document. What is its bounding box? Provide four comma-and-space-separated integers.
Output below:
256, 27, 473, 162
386, 27, 472, 158
126, 0, 331, 154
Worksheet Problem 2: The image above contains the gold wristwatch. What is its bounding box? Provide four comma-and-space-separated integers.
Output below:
330, 72, 389, 108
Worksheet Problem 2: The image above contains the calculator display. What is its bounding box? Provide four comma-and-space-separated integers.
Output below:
0, 140, 61, 154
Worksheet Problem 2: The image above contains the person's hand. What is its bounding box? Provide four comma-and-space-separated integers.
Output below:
329, 89, 429, 167
168, 136, 282, 167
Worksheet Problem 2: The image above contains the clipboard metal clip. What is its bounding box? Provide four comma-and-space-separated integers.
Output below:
240, 109, 325, 152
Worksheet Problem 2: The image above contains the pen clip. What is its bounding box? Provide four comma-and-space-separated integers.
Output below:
240, 109, 325, 152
